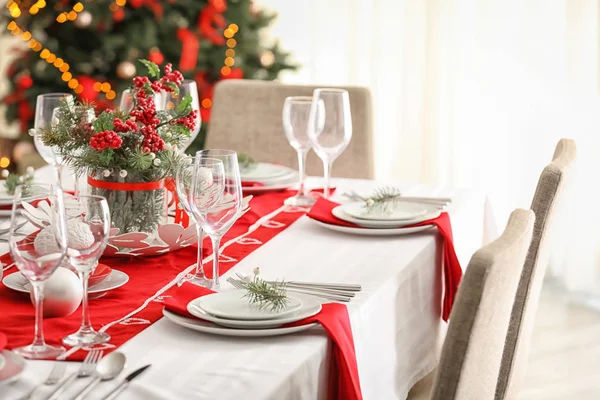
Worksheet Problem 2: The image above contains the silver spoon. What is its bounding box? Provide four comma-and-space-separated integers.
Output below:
73, 352, 126, 400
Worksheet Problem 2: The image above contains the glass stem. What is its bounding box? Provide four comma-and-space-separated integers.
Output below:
72, 169, 80, 196
323, 159, 333, 199
78, 270, 92, 332
54, 164, 64, 189
211, 236, 221, 291
297, 150, 308, 197
195, 226, 205, 279
31, 282, 46, 347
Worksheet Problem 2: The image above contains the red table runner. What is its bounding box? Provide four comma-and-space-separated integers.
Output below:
0, 191, 308, 360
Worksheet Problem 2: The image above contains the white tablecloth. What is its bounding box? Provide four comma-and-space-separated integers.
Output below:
0, 168, 489, 400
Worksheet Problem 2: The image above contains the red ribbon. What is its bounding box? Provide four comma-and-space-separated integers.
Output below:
177, 28, 200, 72
87, 177, 165, 191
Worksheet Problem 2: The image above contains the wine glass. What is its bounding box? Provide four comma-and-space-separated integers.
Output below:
9, 184, 67, 359
31, 93, 75, 188
62, 195, 111, 347
282, 96, 315, 206
119, 88, 167, 113
166, 79, 201, 152
192, 150, 242, 290
308, 89, 353, 198
175, 156, 211, 287
51, 106, 96, 196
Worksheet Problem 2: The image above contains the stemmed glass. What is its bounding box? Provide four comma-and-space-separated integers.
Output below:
166, 79, 201, 152
31, 93, 75, 188
62, 195, 111, 347
308, 89, 353, 198
175, 156, 211, 287
9, 184, 67, 359
282, 96, 315, 206
119, 88, 167, 112
51, 106, 96, 196
191, 150, 242, 290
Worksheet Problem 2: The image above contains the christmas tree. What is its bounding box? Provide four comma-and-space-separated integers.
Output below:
1, 0, 296, 152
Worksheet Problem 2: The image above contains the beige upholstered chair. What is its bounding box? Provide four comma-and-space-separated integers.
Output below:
496, 139, 577, 400
205, 80, 374, 178
408, 209, 535, 400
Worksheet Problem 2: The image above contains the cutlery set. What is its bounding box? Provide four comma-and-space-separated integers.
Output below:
227, 273, 361, 303
16, 349, 149, 400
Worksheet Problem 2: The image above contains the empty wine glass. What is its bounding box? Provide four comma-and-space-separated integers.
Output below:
282, 96, 315, 206
119, 88, 167, 113
51, 106, 96, 196
308, 89, 353, 198
166, 79, 201, 152
62, 195, 111, 347
9, 184, 67, 359
192, 150, 243, 290
175, 156, 211, 287
31, 93, 74, 187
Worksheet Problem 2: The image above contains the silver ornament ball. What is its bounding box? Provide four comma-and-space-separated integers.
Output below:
117, 61, 136, 79
75, 10, 93, 28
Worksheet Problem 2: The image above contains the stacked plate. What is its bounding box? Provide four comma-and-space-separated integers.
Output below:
317, 202, 442, 236
0, 186, 15, 218
162, 289, 321, 338
240, 163, 298, 194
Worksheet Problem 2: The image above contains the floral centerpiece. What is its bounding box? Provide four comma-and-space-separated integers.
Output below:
41, 60, 198, 248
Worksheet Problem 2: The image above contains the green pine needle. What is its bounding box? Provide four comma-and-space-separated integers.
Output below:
344, 186, 403, 214
243, 277, 290, 312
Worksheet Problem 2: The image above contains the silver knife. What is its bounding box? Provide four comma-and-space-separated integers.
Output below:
101, 364, 151, 400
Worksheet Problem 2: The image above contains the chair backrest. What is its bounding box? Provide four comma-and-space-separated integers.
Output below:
431, 209, 535, 400
496, 139, 577, 400
205, 80, 374, 179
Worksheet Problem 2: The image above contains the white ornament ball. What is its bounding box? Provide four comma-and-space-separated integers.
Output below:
26, 166, 34, 176
164, 143, 173, 151
153, 158, 161, 166
149, 152, 156, 160
29, 267, 83, 318
74, 10, 93, 28
253, 266, 261, 276
102, 169, 111, 177
34, 220, 95, 255
1, 170, 8, 178
119, 170, 128, 178
66, 219, 95, 250
196, 167, 214, 189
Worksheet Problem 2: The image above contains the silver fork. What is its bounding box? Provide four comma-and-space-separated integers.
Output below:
227, 277, 352, 302
46, 349, 103, 400
17, 363, 66, 400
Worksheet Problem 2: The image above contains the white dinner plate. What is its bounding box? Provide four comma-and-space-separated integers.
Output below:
2, 269, 129, 297
240, 163, 292, 181
341, 202, 428, 221
0, 350, 25, 385
162, 309, 318, 338
309, 218, 435, 236
195, 290, 303, 321
331, 206, 441, 229
188, 293, 322, 329
242, 174, 299, 194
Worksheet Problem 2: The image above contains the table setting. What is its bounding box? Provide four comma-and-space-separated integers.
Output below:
0, 58, 489, 400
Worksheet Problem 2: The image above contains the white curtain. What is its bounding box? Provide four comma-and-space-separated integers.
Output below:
257, 0, 600, 299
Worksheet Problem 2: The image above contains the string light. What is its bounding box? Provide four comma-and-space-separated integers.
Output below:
57, 2, 85, 23
220, 24, 239, 78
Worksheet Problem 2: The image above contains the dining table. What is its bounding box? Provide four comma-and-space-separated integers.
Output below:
0, 166, 491, 400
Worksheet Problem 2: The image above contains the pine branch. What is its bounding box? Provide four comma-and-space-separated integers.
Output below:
344, 186, 404, 214
243, 277, 290, 312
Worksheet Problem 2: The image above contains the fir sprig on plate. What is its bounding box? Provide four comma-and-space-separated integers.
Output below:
237, 153, 257, 171
344, 186, 403, 214
2, 168, 34, 195
243, 270, 290, 312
